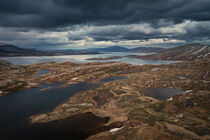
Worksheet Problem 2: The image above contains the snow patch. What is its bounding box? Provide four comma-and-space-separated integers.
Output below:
191, 46, 207, 55
109, 126, 123, 132
182, 90, 193, 94
204, 53, 210, 57
167, 97, 173, 101
151, 68, 160, 72
72, 77, 78, 80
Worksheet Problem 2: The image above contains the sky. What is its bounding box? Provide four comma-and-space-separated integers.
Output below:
0, 0, 210, 50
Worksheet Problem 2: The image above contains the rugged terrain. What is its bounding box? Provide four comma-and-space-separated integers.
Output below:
128, 43, 210, 61
0, 57, 209, 139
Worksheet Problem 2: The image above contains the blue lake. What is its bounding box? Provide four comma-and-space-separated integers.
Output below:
0, 52, 181, 65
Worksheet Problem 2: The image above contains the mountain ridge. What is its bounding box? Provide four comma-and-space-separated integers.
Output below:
0, 43, 100, 56
127, 43, 210, 61
63, 46, 165, 53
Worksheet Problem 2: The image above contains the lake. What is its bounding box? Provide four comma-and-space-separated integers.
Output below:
0, 76, 127, 140
0, 52, 181, 65
0, 82, 103, 139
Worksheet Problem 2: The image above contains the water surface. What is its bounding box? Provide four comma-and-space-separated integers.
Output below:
34, 69, 51, 76
0, 82, 102, 139
1, 112, 110, 140
0, 52, 181, 65
100, 76, 127, 82
145, 88, 184, 100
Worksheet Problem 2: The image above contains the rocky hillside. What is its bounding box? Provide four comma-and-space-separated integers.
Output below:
128, 43, 210, 61
0, 43, 41, 54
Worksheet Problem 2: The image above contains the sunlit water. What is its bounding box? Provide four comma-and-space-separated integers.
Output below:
0, 52, 181, 65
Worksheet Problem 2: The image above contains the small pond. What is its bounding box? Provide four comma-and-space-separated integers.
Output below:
145, 88, 185, 100
34, 69, 51, 76
100, 76, 127, 82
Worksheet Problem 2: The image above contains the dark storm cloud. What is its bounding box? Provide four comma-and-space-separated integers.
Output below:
0, 0, 210, 28
67, 20, 210, 44
0, 0, 210, 49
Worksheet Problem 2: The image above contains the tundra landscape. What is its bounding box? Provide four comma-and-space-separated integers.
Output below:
0, 0, 210, 139
0, 43, 210, 139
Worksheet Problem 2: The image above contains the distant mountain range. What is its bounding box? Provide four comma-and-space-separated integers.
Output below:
0, 43, 100, 57
1, 42, 209, 61
0, 43, 165, 57
127, 43, 210, 61
63, 46, 165, 53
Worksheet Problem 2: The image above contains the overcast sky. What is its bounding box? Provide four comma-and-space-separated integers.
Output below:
0, 0, 210, 50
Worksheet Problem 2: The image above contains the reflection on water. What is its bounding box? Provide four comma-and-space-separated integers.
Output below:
0, 52, 181, 65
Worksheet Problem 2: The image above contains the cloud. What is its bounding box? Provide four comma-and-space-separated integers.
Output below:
1, 20, 210, 49
0, 0, 210, 28
0, 0, 210, 49
67, 20, 210, 41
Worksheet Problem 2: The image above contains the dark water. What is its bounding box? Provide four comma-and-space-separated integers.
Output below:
1, 112, 110, 140
145, 88, 184, 100
34, 69, 51, 76
100, 76, 127, 82
0, 82, 104, 140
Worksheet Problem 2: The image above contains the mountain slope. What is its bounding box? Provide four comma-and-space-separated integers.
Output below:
128, 43, 210, 61
0, 43, 44, 56
0, 43, 40, 53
